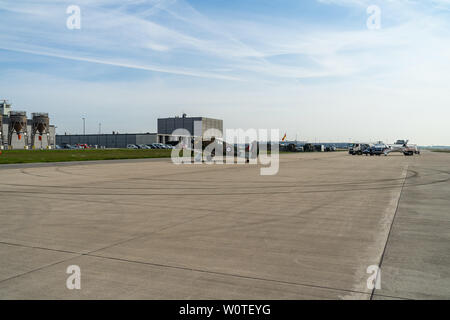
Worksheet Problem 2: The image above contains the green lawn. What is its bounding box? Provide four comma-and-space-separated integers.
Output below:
0, 149, 173, 164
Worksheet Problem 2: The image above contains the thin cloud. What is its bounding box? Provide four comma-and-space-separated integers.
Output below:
0, 45, 241, 81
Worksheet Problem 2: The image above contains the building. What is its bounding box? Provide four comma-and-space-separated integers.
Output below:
0, 100, 56, 150
56, 133, 158, 148
0, 99, 11, 116
55, 114, 224, 148
157, 114, 223, 143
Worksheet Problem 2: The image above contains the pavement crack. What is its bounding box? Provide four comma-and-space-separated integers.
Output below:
370, 165, 409, 300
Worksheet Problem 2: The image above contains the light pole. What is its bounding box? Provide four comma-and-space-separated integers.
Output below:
82, 117, 86, 135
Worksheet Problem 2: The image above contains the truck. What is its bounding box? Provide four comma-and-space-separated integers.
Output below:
349, 143, 370, 155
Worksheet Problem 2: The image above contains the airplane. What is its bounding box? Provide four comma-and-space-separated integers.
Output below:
384, 139, 418, 156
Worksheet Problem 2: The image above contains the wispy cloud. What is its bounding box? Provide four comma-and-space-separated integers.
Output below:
1, 0, 450, 144
0, 45, 241, 80
1, 0, 449, 82
0, 0, 272, 80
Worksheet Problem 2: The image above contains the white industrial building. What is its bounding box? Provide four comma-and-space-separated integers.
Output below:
0, 100, 56, 150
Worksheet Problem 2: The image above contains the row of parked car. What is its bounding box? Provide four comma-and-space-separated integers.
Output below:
55, 143, 174, 150
126, 143, 174, 150
349, 143, 387, 156
281, 143, 337, 152
56, 143, 90, 149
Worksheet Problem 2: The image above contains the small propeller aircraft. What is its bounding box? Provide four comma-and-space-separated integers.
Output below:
384, 140, 418, 156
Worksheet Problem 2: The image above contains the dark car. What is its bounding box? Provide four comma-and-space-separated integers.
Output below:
370, 144, 388, 156
363, 147, 372, 156
363, 144, 388, 156
62, 143, 76, 149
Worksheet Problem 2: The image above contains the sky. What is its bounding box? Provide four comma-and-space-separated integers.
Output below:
0, 0, 449, 145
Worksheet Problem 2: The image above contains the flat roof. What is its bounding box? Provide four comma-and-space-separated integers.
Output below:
56, 132, 157, 136
158, 116, 222, 121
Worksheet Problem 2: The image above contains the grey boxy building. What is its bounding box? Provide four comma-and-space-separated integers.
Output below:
55, 114, 223, 148
157, 114, 223, 143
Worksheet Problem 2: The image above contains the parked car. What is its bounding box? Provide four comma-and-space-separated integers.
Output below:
127, 144, 138, 149
314, 144, 324, 152
361, 143, 386, 156
362, 147, 372, 156
62, 143, 76, 149
371, 144, 388, 156
303, 143, 315, 152
155, 143, 171, 149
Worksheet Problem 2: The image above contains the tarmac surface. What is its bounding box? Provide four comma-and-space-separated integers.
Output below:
0, 151, 448, 299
